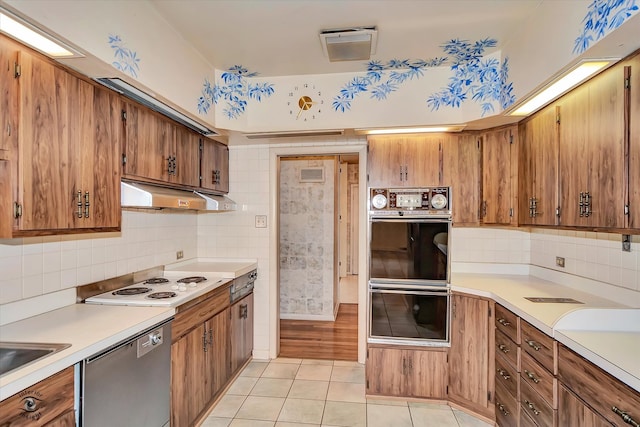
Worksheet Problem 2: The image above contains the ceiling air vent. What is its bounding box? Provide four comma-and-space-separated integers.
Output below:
299, 167, 325, 183
319, 26, 377, 62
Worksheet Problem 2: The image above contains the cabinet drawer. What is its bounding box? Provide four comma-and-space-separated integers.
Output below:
520, 319, 556, 374
495, 329, 519, 371
521, 409, 540, 427
495, 378, 519, 427
495, 304, 520, 344
521, 378, 555, 427
496, 353, 519, 398
521, 351, 556, 407
558, 345, 640, 427
172, 285, 230, 341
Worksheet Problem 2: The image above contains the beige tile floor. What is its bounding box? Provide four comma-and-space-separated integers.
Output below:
201, 358, 493, 427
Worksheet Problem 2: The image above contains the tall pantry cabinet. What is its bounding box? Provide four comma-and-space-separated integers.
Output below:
628, 53, 640, 228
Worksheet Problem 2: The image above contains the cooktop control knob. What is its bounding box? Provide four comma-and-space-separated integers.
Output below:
431, 193, 448, 210
372, 193, 387, 209
150, 332, 162, 346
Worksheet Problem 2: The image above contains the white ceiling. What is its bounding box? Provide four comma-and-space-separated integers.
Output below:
150, 0, 544, 77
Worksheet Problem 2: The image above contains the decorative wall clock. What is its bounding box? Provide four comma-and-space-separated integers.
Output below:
287, 82, 325, 121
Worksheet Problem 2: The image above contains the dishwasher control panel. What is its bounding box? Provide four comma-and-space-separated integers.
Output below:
137, 325, 165, 358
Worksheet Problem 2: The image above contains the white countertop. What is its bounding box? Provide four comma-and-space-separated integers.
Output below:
451, 273, 640, 393
165, 257, 258, 278
0, 304, 174, 401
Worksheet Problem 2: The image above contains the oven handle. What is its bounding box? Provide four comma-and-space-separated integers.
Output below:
369, 216, 451, 223
369, 287, 450, 297
369, 282, 450, 292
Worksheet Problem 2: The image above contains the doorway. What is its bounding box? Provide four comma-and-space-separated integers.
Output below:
277, 154, 359, 361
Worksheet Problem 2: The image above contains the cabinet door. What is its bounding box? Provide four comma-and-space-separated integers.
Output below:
630, 54, 640, 229
173, 125, 200, 187
404, 134, 442, 187
366, 346, 407, 396
43, 410, 76, 427
200, 140, 230, 193
230, 293, 254, 373
585, 64, 626, 228
558, 385, 612, 427
124, 102, 173, 182
367, 136, 405, 187
482, 126, 515, 224
207, 308, 230, 398
449, 293, 493, 417
518, 105, 559, 226
442, 134, 481, 225
17, 50, 72, 231
407, 348, 448, 399
171, 324, 208, 427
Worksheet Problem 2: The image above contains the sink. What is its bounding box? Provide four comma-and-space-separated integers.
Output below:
525, 297, 584, 304
0, 342, 71, 377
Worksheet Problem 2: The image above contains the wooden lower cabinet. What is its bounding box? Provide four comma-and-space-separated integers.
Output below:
230, 293, 254, 374
366, 345, 448, 399
0, 366, 75, 426
558, 384, 612, 427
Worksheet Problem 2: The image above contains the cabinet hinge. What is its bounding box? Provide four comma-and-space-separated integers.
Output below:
199, 141, 203, 151
13, 63, 21, 78
488, 391, 492, 402
556, 206, 561, 217
477, 139, 481, 149
366, 380, 369, 389
624, 204, 630, 216
122, 154, 127, 166
556, 112, 561, 125
625, 77, 631, 89
509, 208, 514, 217
509, 134, 513, 144
13, 202, 22, 218
488, 306, 492, 317
366, 173, 369, 183
121, 110, 127, 121
446, 385, 449, 395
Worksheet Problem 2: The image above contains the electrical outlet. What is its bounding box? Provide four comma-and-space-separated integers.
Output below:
555, 256, 565, 268
255, 215, 267, 228
176, 250, 184, 260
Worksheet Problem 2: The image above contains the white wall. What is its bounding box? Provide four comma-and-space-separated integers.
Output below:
0, 210, 197, 305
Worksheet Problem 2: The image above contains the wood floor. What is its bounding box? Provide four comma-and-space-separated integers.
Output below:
279, 303, 358, 361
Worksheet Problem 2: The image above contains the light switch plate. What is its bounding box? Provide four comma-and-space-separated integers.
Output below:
255, 215, 267, 228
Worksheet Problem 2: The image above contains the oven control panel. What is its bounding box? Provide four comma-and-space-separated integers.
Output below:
370, 187, 450, 212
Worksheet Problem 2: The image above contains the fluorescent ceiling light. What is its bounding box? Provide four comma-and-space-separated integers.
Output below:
319, 27, 377, 62
357, 125, 466, 135
0, 9, 81, 58
509, 60, 615, 116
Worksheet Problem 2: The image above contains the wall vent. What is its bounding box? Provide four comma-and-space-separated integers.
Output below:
299, 167, 325, 183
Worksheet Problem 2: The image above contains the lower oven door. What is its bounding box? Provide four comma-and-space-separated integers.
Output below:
368, 284, 450, 347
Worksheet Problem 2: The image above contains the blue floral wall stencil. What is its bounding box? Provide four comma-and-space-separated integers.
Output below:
332, 58, 446, 112
108, 35, 140, 78
198, 65, 275, 119
574, 0, 638, 54
428, 38, 515, 116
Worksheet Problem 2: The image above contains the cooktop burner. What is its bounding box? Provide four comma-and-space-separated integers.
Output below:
177, 276, 207, 284
148, 292, 177, 299
113, 287, 152, 296
144, 277, 170, 285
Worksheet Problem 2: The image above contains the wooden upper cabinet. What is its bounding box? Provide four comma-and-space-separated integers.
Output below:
368, 134, 441, 188
442, 133, 481, 225
518, 104, 559, 226
558, 64, 626, 228
629, 53, 640, 229
124, 103, 200, 188
200, 139, 230, 193
482, 126, 516, 225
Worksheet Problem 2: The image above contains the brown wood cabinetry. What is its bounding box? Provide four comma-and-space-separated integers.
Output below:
442, 134, 481, 225
230, 293, 254, 374
171, 283, 232, 427
366, 345, 448, 399
628, 53, 640, 229
558, 385, 612, 427
448, 293, 494, 418
0, 366, 75, 426
518, 104, 559, 226
481, 126, 517, 225
200, 139, 230, 193
123, 102, 200, 188
557, 64, 626, 228
367, 134, 442, 187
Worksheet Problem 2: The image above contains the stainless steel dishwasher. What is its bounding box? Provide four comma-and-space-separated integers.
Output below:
81, 319, 172, 427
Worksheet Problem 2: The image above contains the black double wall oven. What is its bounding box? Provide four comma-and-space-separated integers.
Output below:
368, 187, 452, 347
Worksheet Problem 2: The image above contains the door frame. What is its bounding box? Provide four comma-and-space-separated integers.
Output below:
269, 143, 368, 363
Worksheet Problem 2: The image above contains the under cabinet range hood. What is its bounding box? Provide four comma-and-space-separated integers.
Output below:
121, 182, 236, 212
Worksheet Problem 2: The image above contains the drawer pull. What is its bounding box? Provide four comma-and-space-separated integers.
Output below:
524, 369, 540, 384
498, 344, 510, 354
524, 399, 540, 416
525, 339, 541, 351
497, 368, 511, 380
497, 402, 509, 416
612, 407, 640, 427
497, 318, 511, 326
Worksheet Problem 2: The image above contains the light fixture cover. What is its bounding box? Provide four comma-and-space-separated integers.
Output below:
319, 27, 377, 62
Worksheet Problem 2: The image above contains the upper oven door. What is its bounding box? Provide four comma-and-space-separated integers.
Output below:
369, 216, 450, 285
